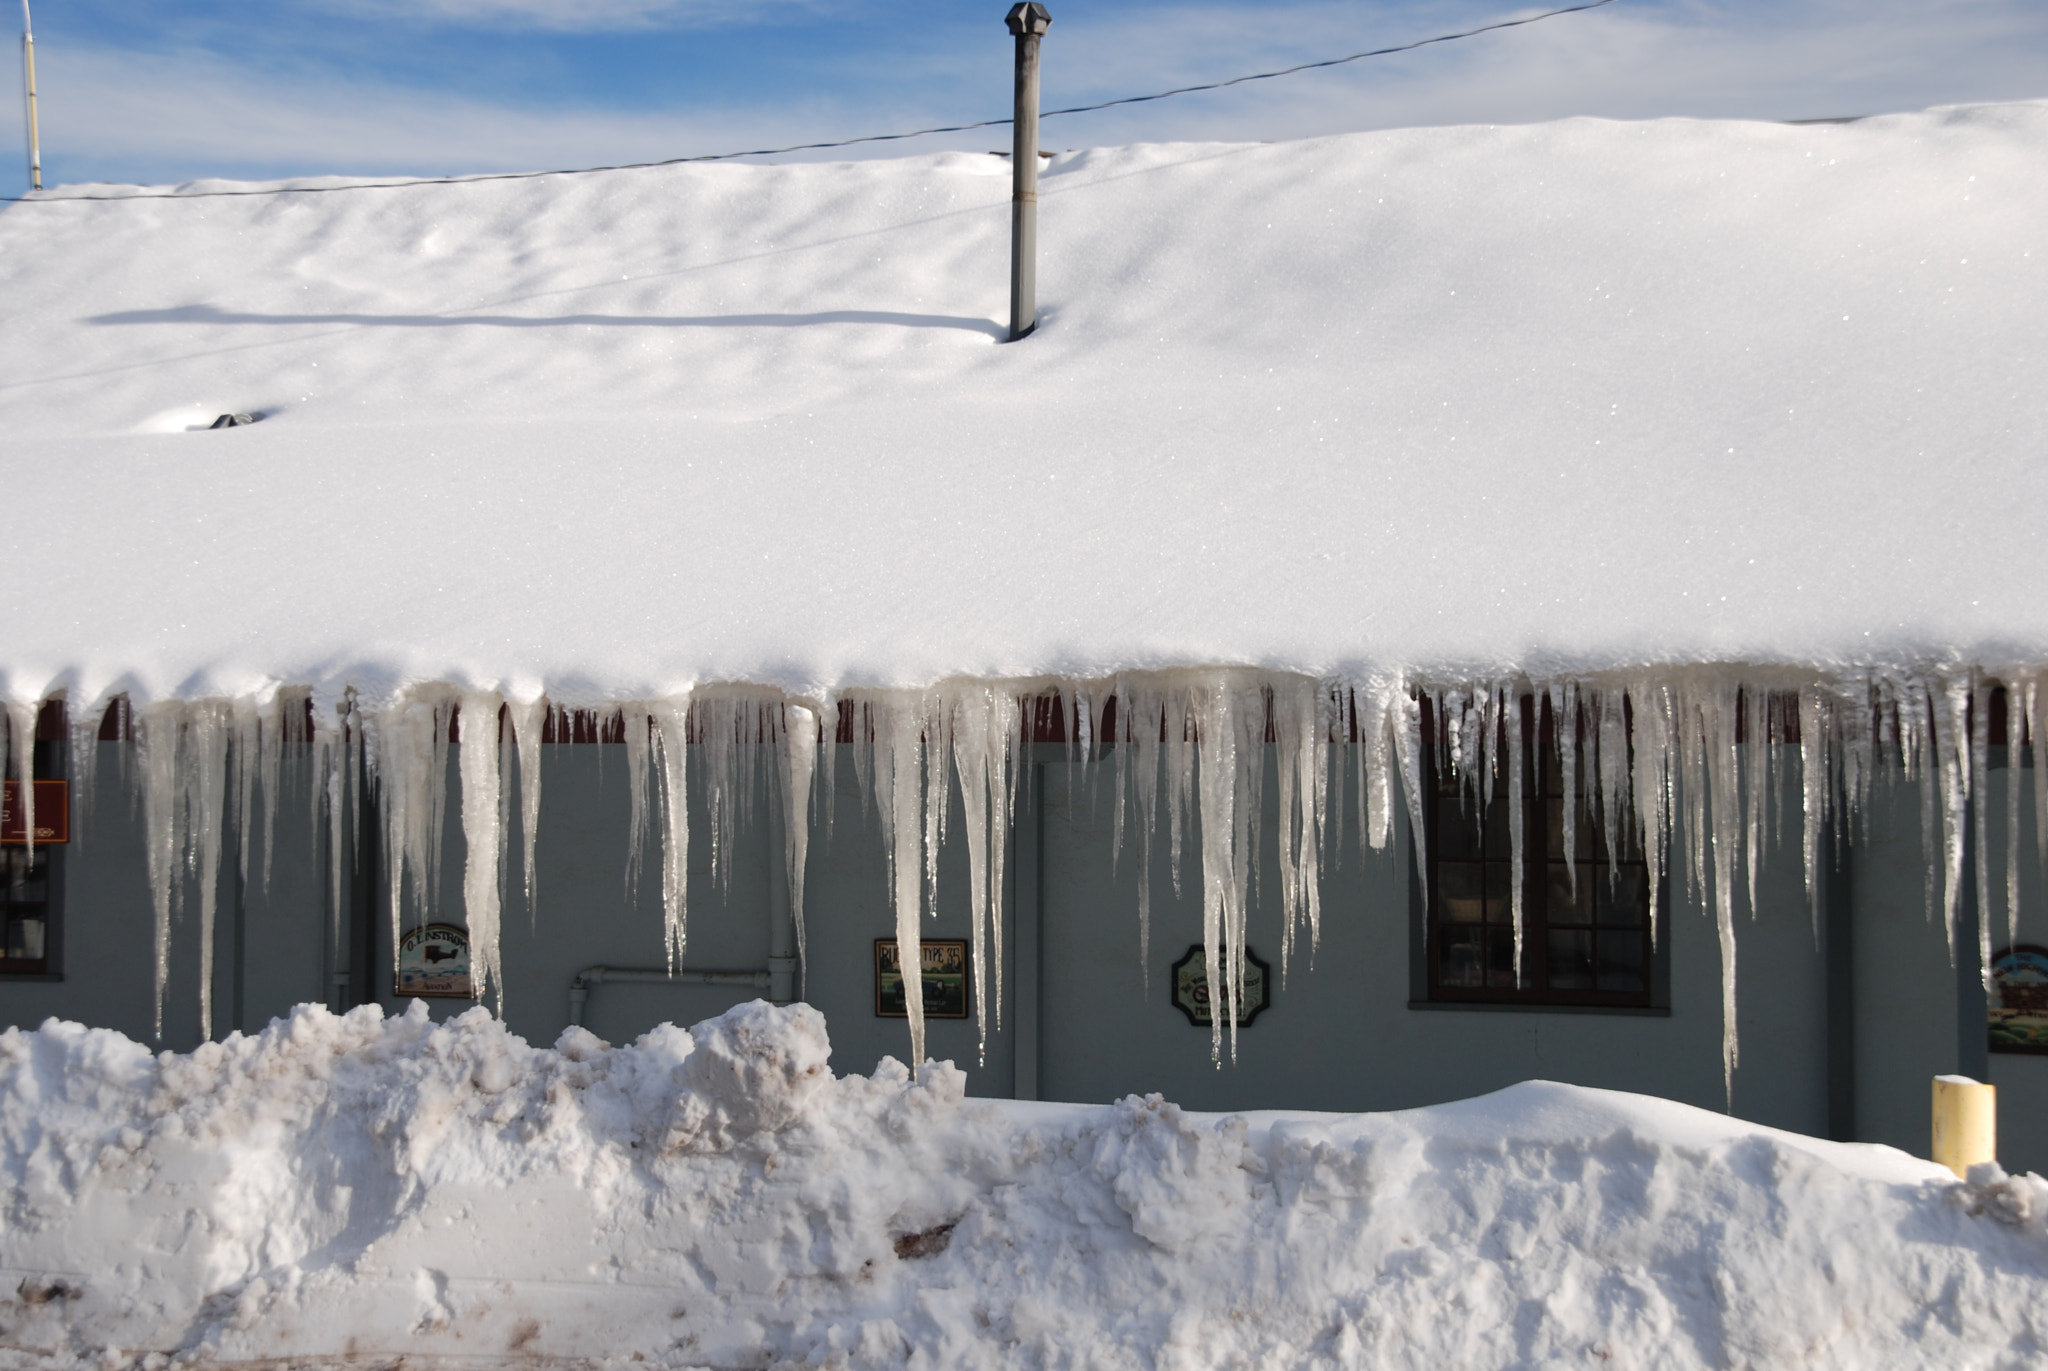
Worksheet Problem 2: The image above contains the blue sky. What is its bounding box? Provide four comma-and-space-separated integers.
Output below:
7, 0, 2046, 188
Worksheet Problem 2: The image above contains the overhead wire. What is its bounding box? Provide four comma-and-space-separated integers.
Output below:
2, 1, 1616, 205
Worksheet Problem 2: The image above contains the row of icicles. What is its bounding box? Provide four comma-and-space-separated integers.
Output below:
6, 667, 2044, 1092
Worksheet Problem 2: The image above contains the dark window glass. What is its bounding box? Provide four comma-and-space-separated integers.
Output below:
1425, 699, 1655, 1008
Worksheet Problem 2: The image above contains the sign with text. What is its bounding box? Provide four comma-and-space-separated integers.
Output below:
0, 781, 68, 845
875, 939, 970, 1019
397, 923, 473, 999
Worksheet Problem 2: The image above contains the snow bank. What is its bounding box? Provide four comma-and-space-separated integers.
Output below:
2, 1000, 2043, 1370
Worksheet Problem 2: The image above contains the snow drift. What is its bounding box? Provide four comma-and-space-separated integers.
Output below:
2, 1000, 2045, 1370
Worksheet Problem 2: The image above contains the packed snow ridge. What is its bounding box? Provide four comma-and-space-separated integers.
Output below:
3, 999, 2044, 1370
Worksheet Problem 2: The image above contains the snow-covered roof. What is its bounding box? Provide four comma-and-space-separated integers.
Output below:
2, 99, 2043, 709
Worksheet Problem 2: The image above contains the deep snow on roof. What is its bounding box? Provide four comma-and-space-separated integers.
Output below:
0, 101, 2044, 707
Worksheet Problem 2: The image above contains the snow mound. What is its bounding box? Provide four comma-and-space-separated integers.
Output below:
3, 1001, 2045, 1369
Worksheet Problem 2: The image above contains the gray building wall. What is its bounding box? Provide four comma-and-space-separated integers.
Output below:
4, 735, 2041, 1173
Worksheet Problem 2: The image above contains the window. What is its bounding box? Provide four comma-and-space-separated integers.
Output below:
1422, 702, 1658, 1009
1, 731, 67, 979
0, 847, 56, 974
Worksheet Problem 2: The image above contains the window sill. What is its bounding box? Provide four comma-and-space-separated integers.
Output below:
0, 972, 63, 983
1407, 999, 1669, 1018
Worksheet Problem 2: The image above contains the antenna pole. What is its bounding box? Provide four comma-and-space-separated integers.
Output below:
21, 0, 39, 192
1005, 3, 1050, 342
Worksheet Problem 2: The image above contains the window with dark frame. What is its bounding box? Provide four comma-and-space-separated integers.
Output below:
1425, 700, 1656, 1008
1, 731, 66, 979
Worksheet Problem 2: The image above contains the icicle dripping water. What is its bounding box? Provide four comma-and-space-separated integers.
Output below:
868, 696, 929, 1065
779, 702, 818, 993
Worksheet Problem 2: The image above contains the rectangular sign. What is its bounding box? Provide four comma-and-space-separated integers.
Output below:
0, 781, 68, 845
875, 939, 970, 1019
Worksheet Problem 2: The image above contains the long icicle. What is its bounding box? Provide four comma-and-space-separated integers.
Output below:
780, 702, 818, 995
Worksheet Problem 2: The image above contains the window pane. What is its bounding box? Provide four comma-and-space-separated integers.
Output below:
1485, 927, 1519, 988
1547, 863, 1593, 925
1597, 932, 1646, 992
1437, 797, 1479, 860
1484, 864, 1512, 924
1440, 862, 1485, 923
1598, 867, 1648, 927
1440, 927, 1484, 987
1482, 795, 1511, 859
1548, 930, 1594, 989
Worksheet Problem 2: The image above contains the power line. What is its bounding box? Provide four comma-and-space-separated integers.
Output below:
2, 1, 1616, 205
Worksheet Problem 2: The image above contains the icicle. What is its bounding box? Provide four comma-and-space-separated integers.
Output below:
1124, 683, 1164, 980
1839, 676, 1874, 851
946, 683, 1016, 1062
1701, 681, 1743, 1102
1742, 687, 1766, 925
231, 697, 262, 898
1164, 687, 1194, 901
1354, 684, 1386, 854
923, 693, 949, 918
1271, 677, 1326, 978
68, 698, 101, 843
1933, 678, 1970, 965
1552, 682, 1578, 899
5, 699, 36, 860
137, 705, 181, 1039
456, 692, 506, 1010
2031, 677, 2048, 917
1391, 684, 1428, 891
869, 695, 928, 1065
376, 688, 457, 972
621, 701, 653, 902
818, 698, 842, 848
648, 696, 692, 973
1799, 685, 1832, 924
1188, 675, 1263, 1065
779, 702, 818, 994
2005, 680, 2023, 951
187, 704, 230, 1040
1505, 687, 1526, 987
506, 697, 546, 928
1970, 678, 1992, 987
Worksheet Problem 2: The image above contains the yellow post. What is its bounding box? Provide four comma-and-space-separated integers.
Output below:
1932, 1074, 1997, 1177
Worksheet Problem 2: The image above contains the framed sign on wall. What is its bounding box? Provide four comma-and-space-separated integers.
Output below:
397, 924, 473, 999
1990, 945, 2048, 1055
875, 939, 970, 1019
1171, 944, 1271, 1028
